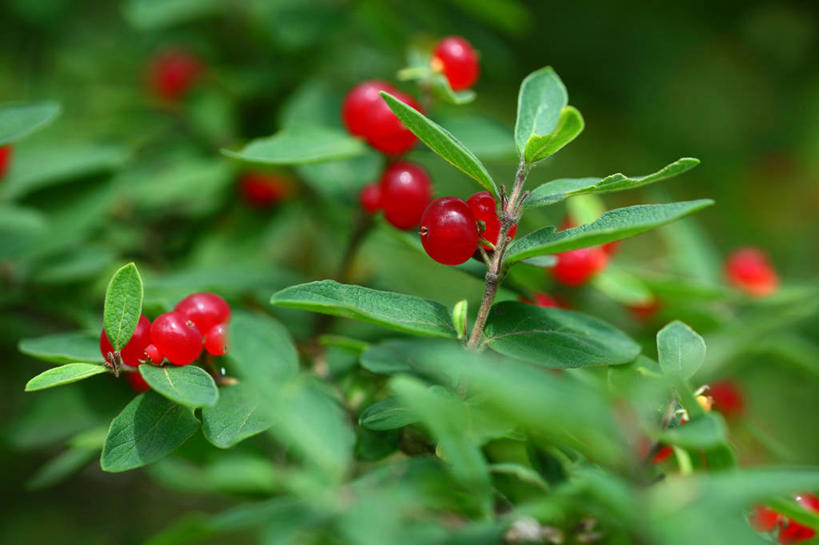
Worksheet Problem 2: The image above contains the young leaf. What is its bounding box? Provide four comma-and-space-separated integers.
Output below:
271, 280, 456, 338
523, 105, 584, 164
379, 92, 497, 195
222, 126, 368, 165
0, 101, 61, 145
359, 397, 418, 431
25, 363, 108, 392
139, 365, 219, 408
505, 199, 714, 265
452, 299, 468, 340
657, 320, 706, 379
103, 263, 144, 351
19, 332, 103, 364
226, 310, 299, 388
201, 383, 274, 448
484, 301, 641, 368
514, 67, 567, 156
526, 157, 701, 208
101, 391, 199, 472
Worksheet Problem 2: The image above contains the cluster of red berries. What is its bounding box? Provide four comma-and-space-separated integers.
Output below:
100, 293, 231, 390
239, 171, 293, 209
0, 145, 12, 178
750, 494, 819, 544
148, 49, 203, 102
725, 247, 779, 297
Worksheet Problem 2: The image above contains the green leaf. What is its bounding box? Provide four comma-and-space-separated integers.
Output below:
526, 157, 701, 208
452, 299, 468, 340
514, 67, 567, 156
101, 391, 199, 472
271, 280, 456, 338
0, 101, 61, 145
659, 413, 728, 450
428, 74, 476, 105
523, 105, 584, 163
201, 383, 274, 448
19, 332, 103, 364
767, 496, 819, 531
226, 310, 299, 389
139, 365, 219, 408
489, 463, 549, 491
103, 263, 144, 351
26, 447, 98, 490
0, 205, 47, 260
483, 301, 640, 368
222, 126, 367, 165
359, 397, 417, 430
25, 363, 108, 392
592, 267, 654, 306
124, 0, 223, 30
379, 92, 497, 195
505, 200, 714, 265
657, 320, 706, 379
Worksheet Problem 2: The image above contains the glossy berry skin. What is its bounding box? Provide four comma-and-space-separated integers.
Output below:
432, 36, 479, 91
239, 172, 291, 209
204, 323, 229, 356
709, 380, 745, 418
359, 183, 382, 214
519, 293, 559, 308
778, 494, 819, 544
150, 311, 203, 366
466, 191, 517, 249
552, 247, 609, 286
0, 145, 12, 178
749, 504, 780, 532
725, 247, 779, 297
380, 162, 432, 229
419, 197, 479, 266
100, 315, 152, 367
174, 292, 231, 334
342, 80, 421, 155
126, 372, 151, 393
342, 80, 394, 137
143, 344, 163, 364
149, 50, 202, 102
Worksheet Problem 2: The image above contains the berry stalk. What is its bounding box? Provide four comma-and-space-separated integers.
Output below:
466, 160, 530, 349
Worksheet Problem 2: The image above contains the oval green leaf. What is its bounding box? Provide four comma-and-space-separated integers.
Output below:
514, 67, 567, 156
484, 301, 640, 368
201, 383, 274, 448
0, 101, 61, 145
139, 365, 219, 408
103, 263, 144, 351
19, 332, 103, 364
25, 363, 108, 392
101, 391, 199, 472
523, 105, 584, 164
227, 310, 299, 390
657, 320, 706, 379
359, 397, 418, 431
271, 280, 456, 338
222, 126, 368, 165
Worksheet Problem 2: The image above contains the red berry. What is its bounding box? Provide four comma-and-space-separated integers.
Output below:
342, 80, 395, 138
709, 380, 745, 418
651, 445, 674, 465
419, 197, 479, 266
359, 183, 382, 214
239, 172, 291, 209
725, 247, 779, 297
150, 311, 203, 366
143, 344, 163, 364
778, 494, 819, 544
519, 293, 559, 308
174, 292, 231, 334
204, 323, 229, 356
628, 298, 661, 321
432, 36, 480, 91
466, 191, 517, 249
126, 372, 151, 393
749, 505, 781, 533
380, 162, 432, 229
552, 247, 609, 286
602, 240, 620, 256
149, 49, 202, 102
366, 90, 421, 155
100, 315, 152, 367
0, 145, 12, 178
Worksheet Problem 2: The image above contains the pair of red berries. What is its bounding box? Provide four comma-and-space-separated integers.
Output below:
431, 36, 480, 91
751, 494, 819, 544
100, 293, 231, 373
149, 49, 203, 102
419, 192, 519, 266
725, 247, 779, 297
239, 171, 292, 209
0, 145, 12, 178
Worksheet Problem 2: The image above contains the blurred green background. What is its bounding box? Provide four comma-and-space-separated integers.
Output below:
1, 0, 817, 543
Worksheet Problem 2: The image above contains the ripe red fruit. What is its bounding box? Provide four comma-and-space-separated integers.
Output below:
419, 197, 479, 266
204, 323, 229, 356
552, 247, 609, 286
359, 183, 382, 214
709, 380, 745, 418
342, 80, 421, 155
100, 315, 152, 367
149, 49, 203, 102
143, 344, 163, 364
519, 293, 559, 308
239, 172, 291, 209
466, 191, 517, 249
432, 36, 480, 91
380, 162, 432, 229
778, 494, 819, 544
126, 372, 151, 393
150, 311, 203, 366
602, 240, 620, 256
749, 505, 780, 533
0, 145, 12, 178
174, 292, 231, 334
725, 247, 779, 297
652, 445, 674, 465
